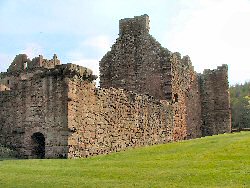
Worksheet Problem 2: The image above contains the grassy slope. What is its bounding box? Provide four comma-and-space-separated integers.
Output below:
0, 132, 249, 188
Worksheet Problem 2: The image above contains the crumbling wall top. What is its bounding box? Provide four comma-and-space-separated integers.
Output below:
7, 54, 29, 72
40, 63, 97, 82
172, 52, 194, 71
7, 54, 61, 73
119, 14, 150, 36
203, 64, 228, 75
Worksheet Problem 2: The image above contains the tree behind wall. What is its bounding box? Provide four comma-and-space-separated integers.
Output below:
230, 82, 250, 128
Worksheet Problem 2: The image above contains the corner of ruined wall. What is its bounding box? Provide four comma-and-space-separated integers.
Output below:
168, 52, 202, 140
200, 64, 231, 136
0, 63, 97, 159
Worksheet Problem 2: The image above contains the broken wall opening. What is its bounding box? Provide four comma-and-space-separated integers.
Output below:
31, 132, 45, 159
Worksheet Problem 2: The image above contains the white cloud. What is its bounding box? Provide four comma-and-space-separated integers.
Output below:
82, 36, 112, 55
0, 53, 12, 72
67, 35, 112, 60
164, 0, 250, 84
20, 43, 44, 58
67, 51, 86, 61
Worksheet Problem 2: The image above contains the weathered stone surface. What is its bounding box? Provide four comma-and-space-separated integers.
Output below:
100, 15, 171, 101
8, 54, 60, 72
0, 14, 231, 159
67, 80, 173, 158
0, 58, 96, 158
0, 74, 69, 158
200, 65, 231, 135
100, 14, 231, 141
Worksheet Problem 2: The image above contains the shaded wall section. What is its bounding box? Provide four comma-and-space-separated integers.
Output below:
0, 69, 69, 158
200, 65, 231, 135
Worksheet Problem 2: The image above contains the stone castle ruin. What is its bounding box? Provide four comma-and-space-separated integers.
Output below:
0, 15, 231, 159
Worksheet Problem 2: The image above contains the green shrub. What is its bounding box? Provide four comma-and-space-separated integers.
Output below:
0, 145, 18, 159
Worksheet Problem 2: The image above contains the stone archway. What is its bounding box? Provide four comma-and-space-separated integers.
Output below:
31, 132, 45, 159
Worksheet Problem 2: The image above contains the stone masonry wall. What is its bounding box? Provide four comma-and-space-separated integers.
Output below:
185, 74, 202, 139
67, 78, 173, 158
100, 15, 204, 140
100, 15, 172, 101
0, 14, 231, 159
170, 54, 202, 140
0, 68, 69, 158
7, 54, 60, 73
0, 54, 61, 92
200, 65, 231, 135
0, 59, 173, 159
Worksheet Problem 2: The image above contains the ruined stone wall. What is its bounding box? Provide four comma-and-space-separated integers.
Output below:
0, 54, 61, 92
0, 69, 69, 158
7, 54, 30, 72
100, 15, 172, 101
170, 53, 202, 140
0, 14, 232, 159
185, 74, 202, 139
100, 15, 204, 141
67, 78, 173, 158
200, 65, 231, 136
28, 54, 60, 69
0, 70, 42, 91
7, 54, 60, 72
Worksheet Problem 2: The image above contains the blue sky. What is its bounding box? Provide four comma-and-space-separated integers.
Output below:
0, 0, 250, 85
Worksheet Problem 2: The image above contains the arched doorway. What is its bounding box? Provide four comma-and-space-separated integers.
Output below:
31, 132, 45, 159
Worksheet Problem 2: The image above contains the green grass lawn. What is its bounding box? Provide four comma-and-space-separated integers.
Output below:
0, 132, 249, 188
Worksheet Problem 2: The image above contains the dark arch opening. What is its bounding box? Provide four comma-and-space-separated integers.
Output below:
31, 132, 45, 159
174, 93, 178, 102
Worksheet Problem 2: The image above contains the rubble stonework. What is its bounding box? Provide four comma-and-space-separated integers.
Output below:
200, 65, 231, 135
0, 66, 69, 158
67, 82, 173, 158
100, 14, 231, 141
0, 15, 231, 159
